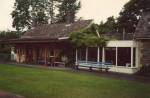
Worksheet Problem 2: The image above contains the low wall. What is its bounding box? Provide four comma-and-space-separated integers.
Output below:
109, 66, 140, 74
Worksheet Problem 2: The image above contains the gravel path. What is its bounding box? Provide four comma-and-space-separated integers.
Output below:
0, 90, 25, 98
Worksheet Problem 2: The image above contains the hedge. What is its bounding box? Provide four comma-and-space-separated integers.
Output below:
0, 53, 11, 62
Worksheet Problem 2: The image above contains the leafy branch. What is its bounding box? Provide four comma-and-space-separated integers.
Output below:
70, 24, 109, 48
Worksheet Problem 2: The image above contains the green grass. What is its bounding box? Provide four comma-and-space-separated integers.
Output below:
0, 64, 150, 98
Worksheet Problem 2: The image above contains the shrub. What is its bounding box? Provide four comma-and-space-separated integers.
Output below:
0, 53, 11, 62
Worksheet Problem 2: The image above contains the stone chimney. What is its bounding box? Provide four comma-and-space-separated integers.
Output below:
65, 11, 75, 23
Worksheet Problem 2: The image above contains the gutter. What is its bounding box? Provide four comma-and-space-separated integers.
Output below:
58, 37, 69, 40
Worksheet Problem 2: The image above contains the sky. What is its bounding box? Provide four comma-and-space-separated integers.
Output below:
0, 0, 129, 31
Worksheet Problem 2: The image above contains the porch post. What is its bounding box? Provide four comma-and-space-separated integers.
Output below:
116, 47, 118, 66
131, 47, 134, 68
102, 47, 105, 63
18, 48, 20, 63
136, 47, 138, 68
24, 47, 27, 63
44, 47, 47, 65
86, 47, 88, 63
75, 49, 78, 65
97, 47, 100, 62
17, 48, 20, 63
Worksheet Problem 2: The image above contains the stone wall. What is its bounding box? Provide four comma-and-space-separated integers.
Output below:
141, 40, 150, 66
136, 40, 150, 76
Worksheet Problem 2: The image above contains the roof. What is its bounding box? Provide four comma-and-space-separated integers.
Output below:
0, 38, 64, 44
135, 12, 150, 39
0, 20, 92, 44
21, 20, 92, 39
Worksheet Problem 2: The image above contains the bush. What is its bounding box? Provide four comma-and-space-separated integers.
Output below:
0, 53, 11, 62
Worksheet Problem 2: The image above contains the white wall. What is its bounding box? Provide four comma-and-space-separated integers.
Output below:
107, 40, 136, 47
106, 40, 141, 74
11, 47, 16, 61
109, 66, 140, 74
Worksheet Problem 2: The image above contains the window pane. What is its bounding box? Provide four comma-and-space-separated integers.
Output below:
105, 47, 116, 65
88, 47, 97, 62
117, 47, 131, 67
78, 48, 86, 61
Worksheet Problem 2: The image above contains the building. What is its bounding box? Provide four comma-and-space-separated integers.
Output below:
1, 13, 150, 74
3, 20, 92, 66
135, 12, 150, 67
133, 12, 150, 75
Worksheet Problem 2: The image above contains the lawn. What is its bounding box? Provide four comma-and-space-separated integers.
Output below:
0, 64, 150, 98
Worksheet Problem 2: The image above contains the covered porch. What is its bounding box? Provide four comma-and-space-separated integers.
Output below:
14, 41, 73, 66
75, 41, 140, 74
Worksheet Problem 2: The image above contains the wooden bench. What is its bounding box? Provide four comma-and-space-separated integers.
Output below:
38, 60, 45, 65
54, 62, 66, 67
76, 61, 112, 72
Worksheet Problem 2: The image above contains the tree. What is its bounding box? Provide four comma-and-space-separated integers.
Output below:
0, 30, 20, 40
0, 30, 20, 53
48, 0, 59, 24
12, 0, 56, 31
57, 0, 81, 23
98, 16, 117, 34
12, 0, 81, 31
12, 0, 30, 31
117, 0, 150, 33
30, 0, 50, 27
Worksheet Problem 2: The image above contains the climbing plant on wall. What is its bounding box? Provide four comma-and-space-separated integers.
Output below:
69, 24, 109, 48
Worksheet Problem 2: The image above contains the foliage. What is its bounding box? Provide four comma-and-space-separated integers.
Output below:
99, 0, 150, 34
0, 64, 150, 98
99, 16, 118, 34
12, 0, 81, 31
12, 0, 31, 31
0, 30, 20, 53
70, 24, 109, 48
0, 45, 11, 53
70, 31, 86, 48
0, 30, 20, 40
117, 0, 150, 33
57, 0, 81, 23
48, 0, 58, 24
12, 0, 53, 31
0, 53, 10, 62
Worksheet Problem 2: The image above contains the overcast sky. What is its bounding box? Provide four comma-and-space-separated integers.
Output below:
0, 0, 129, 31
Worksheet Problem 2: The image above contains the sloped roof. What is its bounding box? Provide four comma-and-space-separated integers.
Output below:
135, 12, 150, 39
21, 20, 92, 39
0, 20, 92, 44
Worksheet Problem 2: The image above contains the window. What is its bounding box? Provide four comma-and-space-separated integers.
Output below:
88, 47, 97, 62
50, 50, 54, 57
78, 48, 86, 61
105, 47, 116, 65
117, 47, 131, 67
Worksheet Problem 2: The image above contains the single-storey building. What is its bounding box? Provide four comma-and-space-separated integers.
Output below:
1, 12, 150, 74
